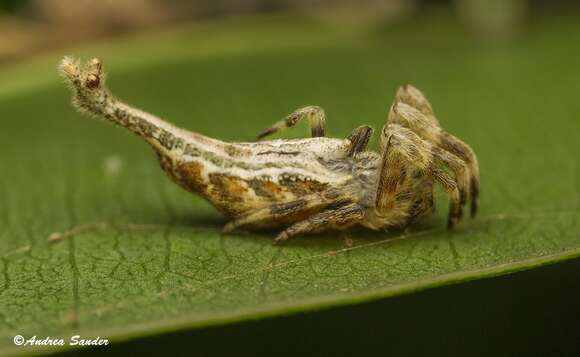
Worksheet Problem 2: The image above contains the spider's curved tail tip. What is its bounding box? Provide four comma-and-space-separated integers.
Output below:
58, 56, 105, 90
58, 56, 80, 81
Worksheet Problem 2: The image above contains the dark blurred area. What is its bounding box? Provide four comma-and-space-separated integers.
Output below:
0, 0, 577, 63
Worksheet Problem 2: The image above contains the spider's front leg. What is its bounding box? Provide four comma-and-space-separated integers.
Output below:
256, 106, 326, 139
388, 85, 480, 216
374, 85, 480, 228
375, 124, 463, 228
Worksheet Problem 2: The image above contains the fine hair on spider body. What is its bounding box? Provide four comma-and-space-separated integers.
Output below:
59, 57, 480, 243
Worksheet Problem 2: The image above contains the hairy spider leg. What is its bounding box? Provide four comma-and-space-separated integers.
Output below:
256, 106, 327, 139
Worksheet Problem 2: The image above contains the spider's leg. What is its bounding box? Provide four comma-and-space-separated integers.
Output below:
256, 106, 326, 139
394, 84, 437, 121
346, 125, 374, 157
386, 85, 480, 217
407, 180, 435, 223
439, 131, 480, 216
376, 124, 462, 228
274, 203, 364, 243
222, 189, 351, 233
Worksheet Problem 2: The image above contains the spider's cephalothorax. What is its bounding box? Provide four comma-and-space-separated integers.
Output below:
60, 57, 480, 243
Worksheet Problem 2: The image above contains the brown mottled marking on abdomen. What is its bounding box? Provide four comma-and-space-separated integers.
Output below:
176, 161, 208, 193
249, 179, 287, 200
215, 174, 248, 195
208, 173, 256, 216
209, 173, 248, 200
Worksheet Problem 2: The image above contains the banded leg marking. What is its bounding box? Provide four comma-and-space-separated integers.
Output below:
256, 106, 326, 139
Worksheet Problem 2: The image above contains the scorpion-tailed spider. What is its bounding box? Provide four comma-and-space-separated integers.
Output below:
59, 57, 480, 243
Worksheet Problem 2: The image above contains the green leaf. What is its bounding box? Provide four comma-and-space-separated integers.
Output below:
1, 13, 579, 355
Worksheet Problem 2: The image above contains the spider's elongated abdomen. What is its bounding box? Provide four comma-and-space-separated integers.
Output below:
159, 137, 358, 219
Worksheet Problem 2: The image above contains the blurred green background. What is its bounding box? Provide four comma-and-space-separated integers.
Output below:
1, 0, 580, 356
0, 0, 572, 62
